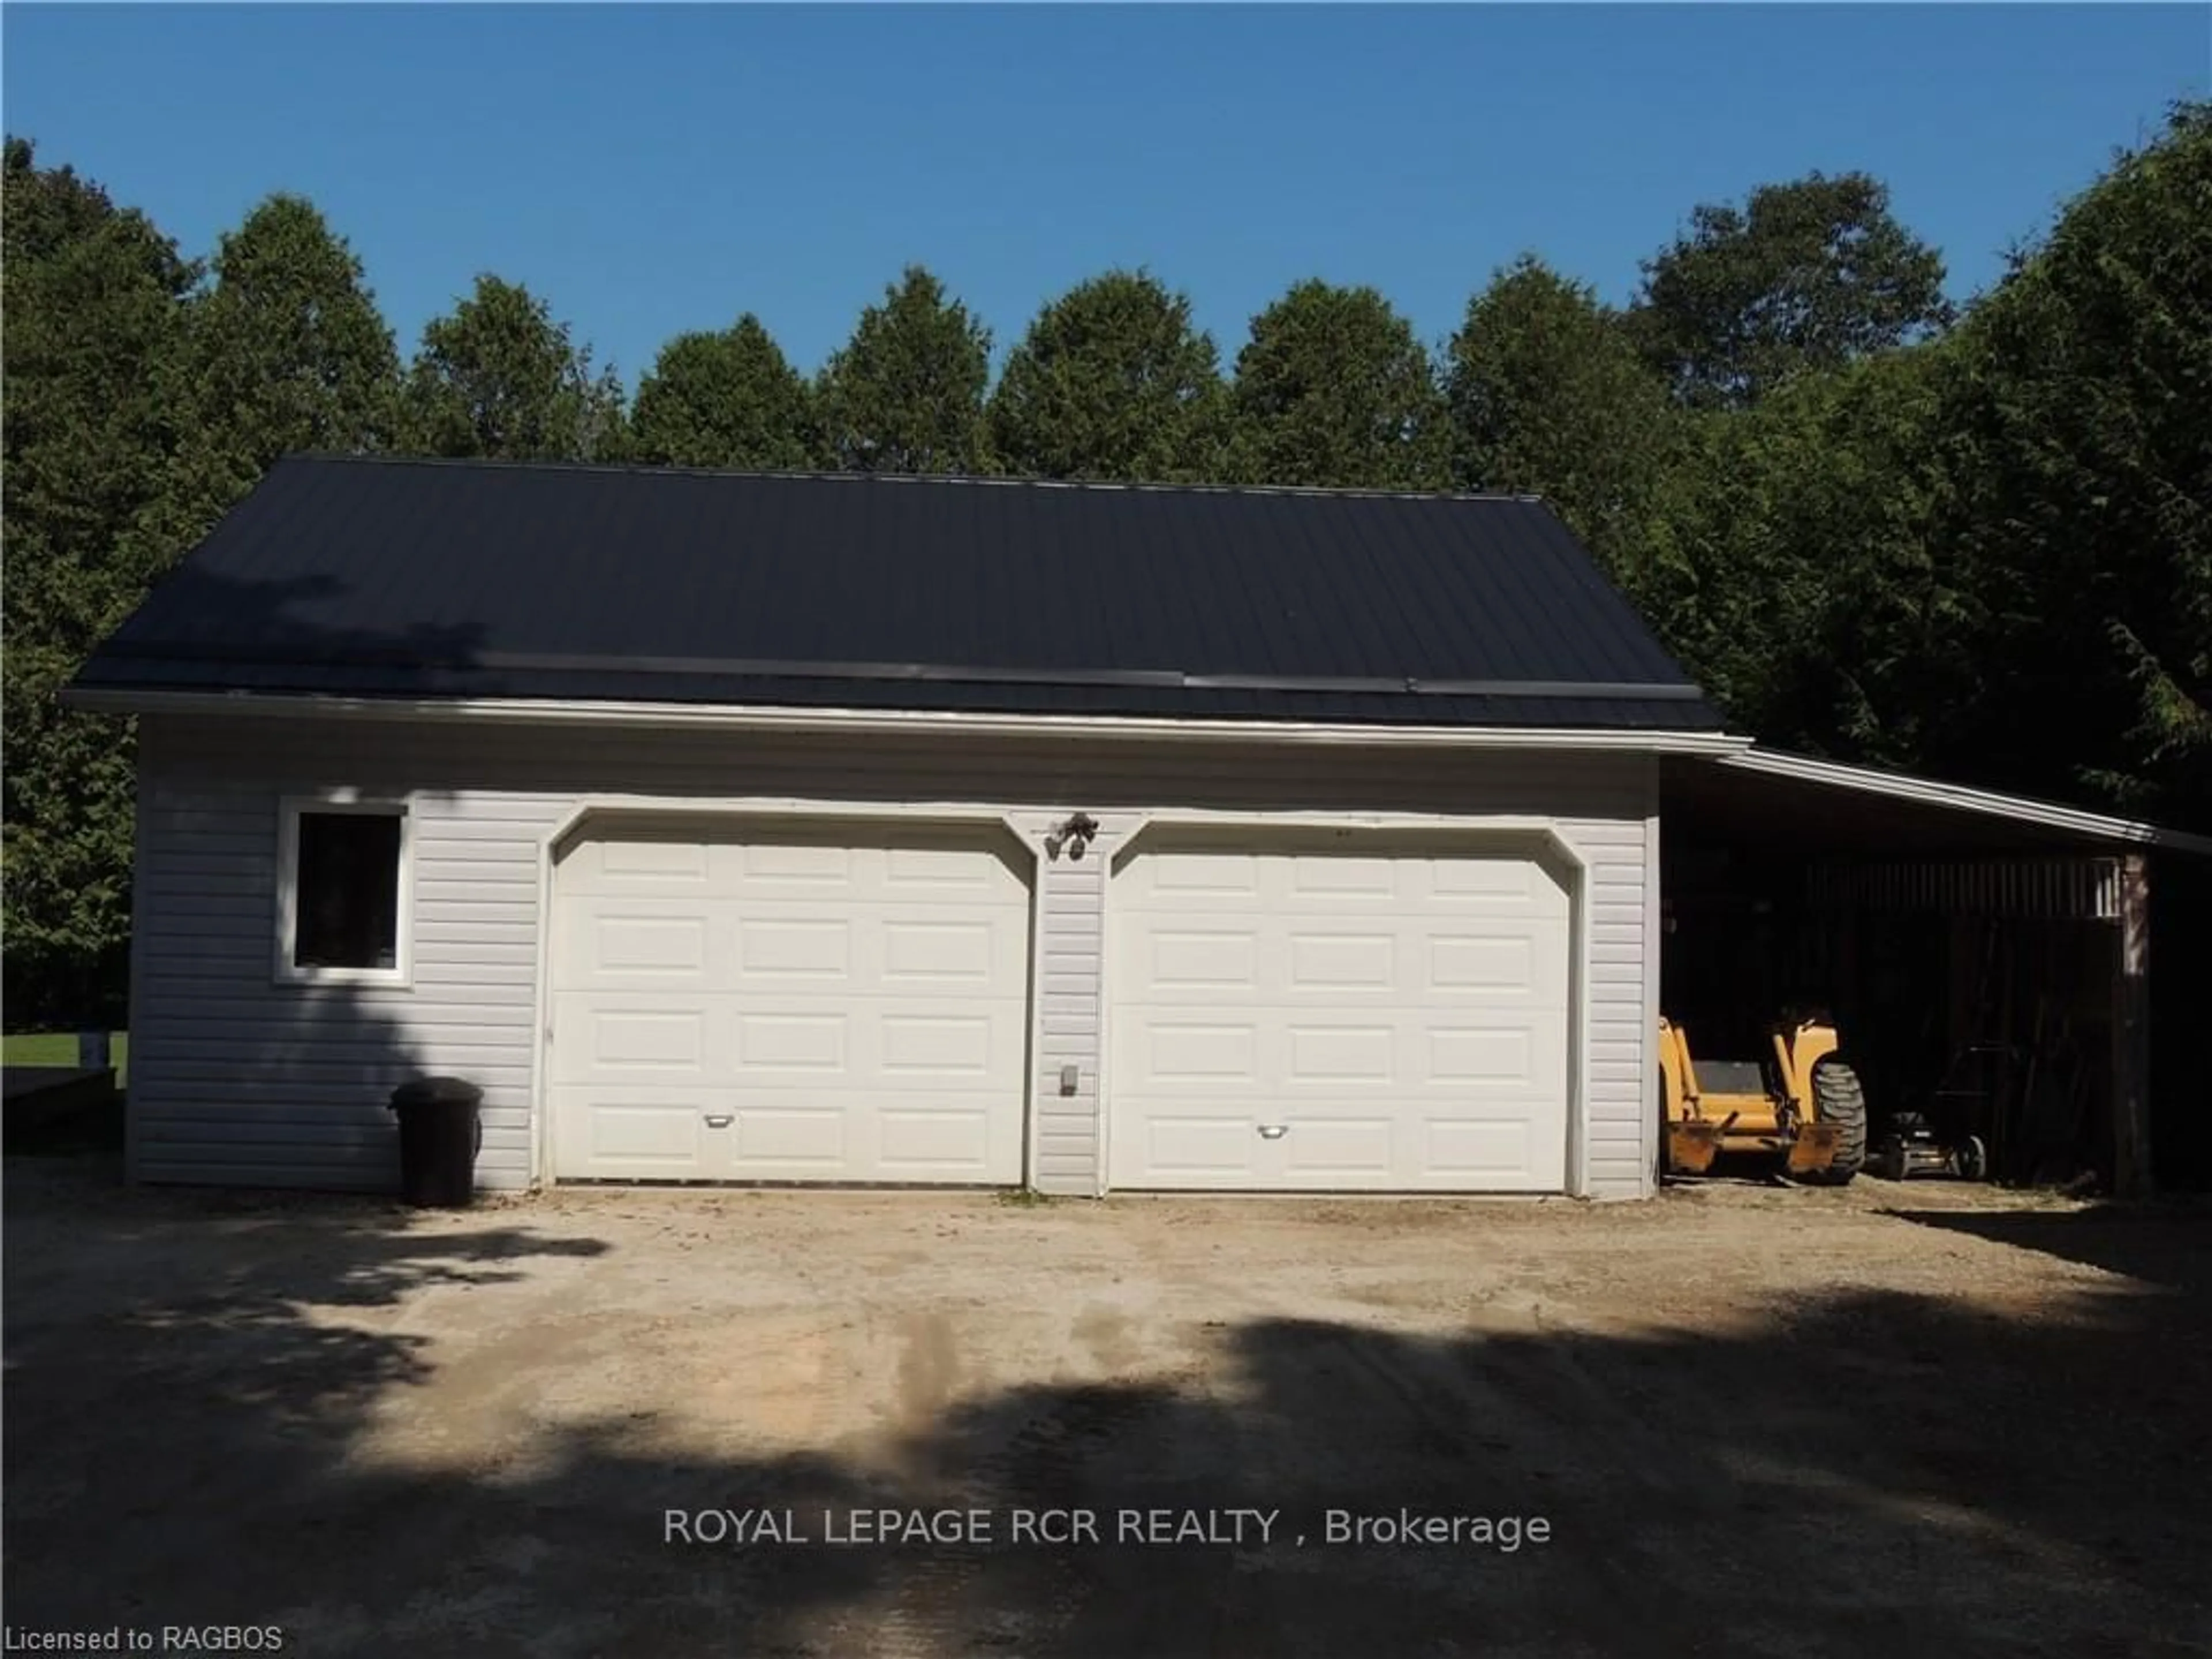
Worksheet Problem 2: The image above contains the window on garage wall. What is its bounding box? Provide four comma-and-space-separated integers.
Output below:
276, 797, 411, 984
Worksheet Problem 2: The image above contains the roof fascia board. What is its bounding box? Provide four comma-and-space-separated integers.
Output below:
64, 685, 1749, 756
1721, 747, 2212, 856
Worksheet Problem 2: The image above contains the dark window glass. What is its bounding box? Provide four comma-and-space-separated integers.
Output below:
293, 812, 402, 971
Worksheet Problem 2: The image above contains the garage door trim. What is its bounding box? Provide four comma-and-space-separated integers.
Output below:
531, 797, 1046, 1189
1101, 812, 1588, 1197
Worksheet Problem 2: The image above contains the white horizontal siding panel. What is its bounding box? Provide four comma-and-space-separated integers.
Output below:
132, 714, 1662, 1198
1031, 832, 1107, 1195
140, 1122, 532, 1152
412, 925, 539, 951
408, 955, 540, 980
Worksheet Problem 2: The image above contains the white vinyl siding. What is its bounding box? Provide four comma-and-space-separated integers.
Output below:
130, 715, 1661, 1198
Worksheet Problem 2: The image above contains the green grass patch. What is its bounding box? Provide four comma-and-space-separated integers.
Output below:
994, 1186, 1056, 1208
2, 1031, 130, 1086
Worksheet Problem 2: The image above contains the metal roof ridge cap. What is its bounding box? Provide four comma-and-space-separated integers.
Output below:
272, 452, 1544, 504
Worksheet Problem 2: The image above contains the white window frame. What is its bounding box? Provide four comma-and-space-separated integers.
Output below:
275, 793, 414, 987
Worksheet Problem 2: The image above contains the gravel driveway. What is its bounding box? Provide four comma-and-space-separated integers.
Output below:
5, 1161, 2207, 1657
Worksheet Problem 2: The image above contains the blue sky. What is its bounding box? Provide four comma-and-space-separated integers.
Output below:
5, 5, 2205, 386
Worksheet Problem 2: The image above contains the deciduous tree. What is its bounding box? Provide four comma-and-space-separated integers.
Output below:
137, 192, 402, 551
1, 138, 195, 1025
990, 270, 1226, 482
1632, 172, 1953, 410
1445, 256, 1677, 580
399, 275, 626, 462
1941, 101, 2212, 823
815, 267, 991, 474
630, 315, 814, 470
1637, 347, 1972, 768
1228, 281, 1449, 490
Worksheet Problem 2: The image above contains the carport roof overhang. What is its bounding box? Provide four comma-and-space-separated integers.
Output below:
1664, 747, 2212, 858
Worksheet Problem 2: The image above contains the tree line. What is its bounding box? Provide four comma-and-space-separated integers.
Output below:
3, 106, 2206, 1025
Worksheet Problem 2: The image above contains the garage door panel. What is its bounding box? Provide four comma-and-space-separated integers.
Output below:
588, 1009, 706, 1070
880, 1012, 1002, 1078
1286, 854, 1400, 898
1120, 919, 1559, 1009
736, 1002, 1022, 1087
884, 843, 1009, 891
737, 916, 851, 980
1429, 1025, 1543, 1085
882, 919, 1000, 985
1429, 932, 1537, 991
737, 841, 855, 887
1288, 932, 1397, 991
1111, 838, 1570, 1193
551, 991, 719, 1085
599, 839, 711, 884
1111, 1107, 1560, 1191
562, 836, 706, 896
1142, 929, 1259, 990
732, 929, 1027, 996
1132, 1114, 1259, 1180
551, 1086, 724, 1179
733, 1105, 847, 1167
1122, 1008, 1560, 1086
1279, 1116, 1395, 1177
1287, 1024, 1396, 1083
1426, 1120, 1537, 1181
553, 825, 1029, 1183
877, 1107, 993, 1172
722, 1092, 1001, 1177
734, 1012, 849, 1073
590, 1106, 707, 1166
1144, 851, 1260, 898
1429, 858, 1549, 904
1135, 1021, 1260, 1085
590, 913, 713, 979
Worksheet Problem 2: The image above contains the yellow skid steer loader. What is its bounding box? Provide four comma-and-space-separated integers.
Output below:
1658, 1013, 1868, 1184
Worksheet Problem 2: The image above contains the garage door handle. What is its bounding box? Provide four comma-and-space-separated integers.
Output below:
1257, 1124, 1287, 1139
704, 1114, 734, 1129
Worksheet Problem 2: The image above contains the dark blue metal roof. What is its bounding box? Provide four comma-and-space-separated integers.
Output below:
77, 455, 1724, 731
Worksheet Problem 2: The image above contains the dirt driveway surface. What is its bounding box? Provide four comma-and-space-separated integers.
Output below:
6, 1161, 2209, 1658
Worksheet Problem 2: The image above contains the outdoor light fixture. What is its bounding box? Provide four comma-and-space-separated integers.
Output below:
1044, 812, 1099, 861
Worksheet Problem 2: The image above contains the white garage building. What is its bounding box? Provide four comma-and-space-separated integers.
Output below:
73, 456, 1746, 1199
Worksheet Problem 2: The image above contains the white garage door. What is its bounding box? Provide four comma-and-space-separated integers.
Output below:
550, 821, 1031, 1183
1109, 834, 1571, 1192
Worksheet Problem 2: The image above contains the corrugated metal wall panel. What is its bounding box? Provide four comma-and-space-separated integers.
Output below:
1807, 858, 2120, 921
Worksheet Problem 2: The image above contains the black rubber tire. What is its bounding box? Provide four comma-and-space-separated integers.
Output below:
1800, 1060, 1868, 1186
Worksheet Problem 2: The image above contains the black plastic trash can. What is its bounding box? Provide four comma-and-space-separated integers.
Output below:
388, 1076, 484, 1207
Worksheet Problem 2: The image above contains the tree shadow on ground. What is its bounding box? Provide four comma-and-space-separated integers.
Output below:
1889, 1198, 2212, 1291
5, 1178, 2209, 1658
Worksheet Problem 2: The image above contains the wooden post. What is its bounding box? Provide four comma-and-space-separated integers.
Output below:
1948, 912, 1978, 1058
2112, 853, 2153, 1198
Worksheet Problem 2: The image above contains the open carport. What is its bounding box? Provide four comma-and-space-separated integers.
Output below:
1661, 748, 2212, 1195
